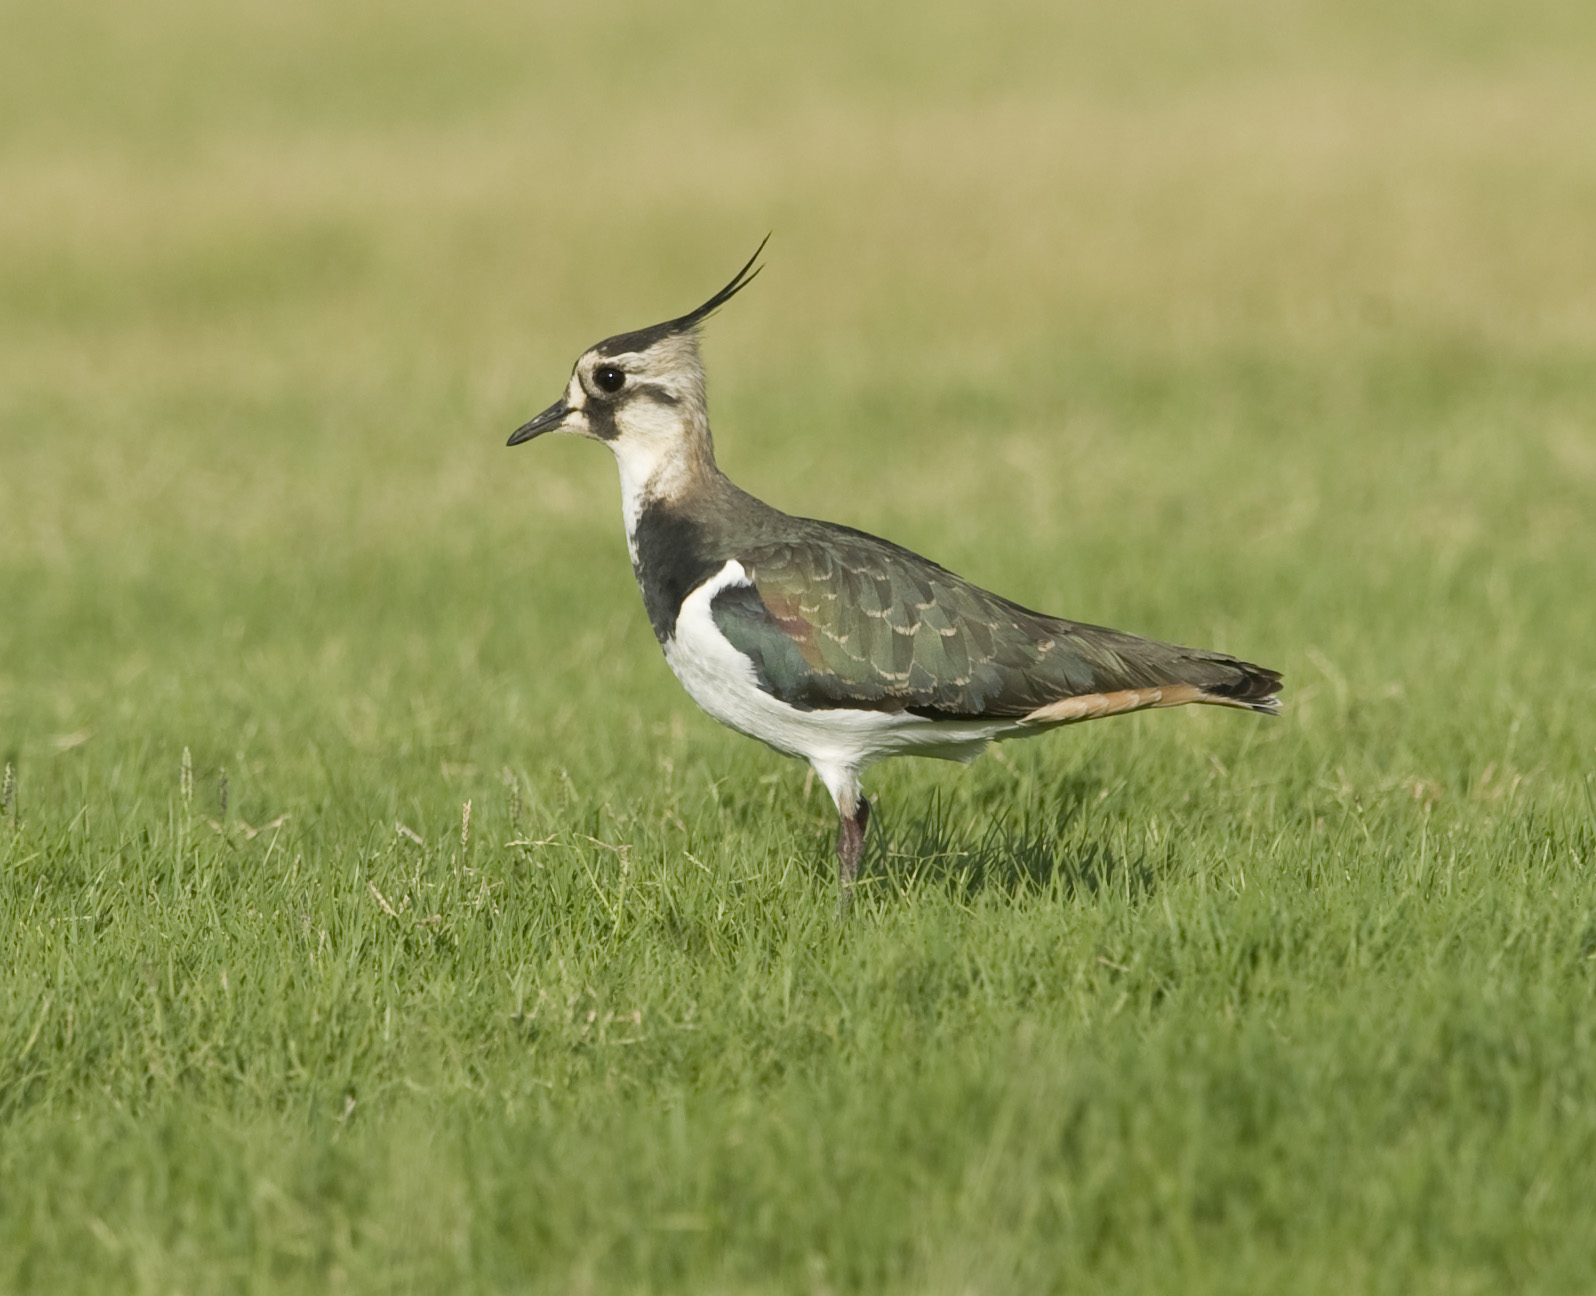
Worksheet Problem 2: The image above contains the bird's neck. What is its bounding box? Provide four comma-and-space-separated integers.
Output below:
611, 403, 731, 547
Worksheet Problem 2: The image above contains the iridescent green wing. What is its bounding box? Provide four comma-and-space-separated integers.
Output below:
709, 523, 1173, 719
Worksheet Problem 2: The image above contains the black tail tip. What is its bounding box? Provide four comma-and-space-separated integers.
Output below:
1211, 660, 1284, 713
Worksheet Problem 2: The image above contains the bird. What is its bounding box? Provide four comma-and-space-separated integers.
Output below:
508, 241, 1282, 900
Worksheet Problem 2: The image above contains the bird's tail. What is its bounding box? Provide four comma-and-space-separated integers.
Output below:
1019, 647, 1282, 727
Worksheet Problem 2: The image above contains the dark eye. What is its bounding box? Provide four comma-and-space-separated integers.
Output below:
592, 365, 626, 394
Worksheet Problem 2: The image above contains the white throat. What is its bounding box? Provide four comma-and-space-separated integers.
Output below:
614, 439, 676, 551
605, 396, 712, 554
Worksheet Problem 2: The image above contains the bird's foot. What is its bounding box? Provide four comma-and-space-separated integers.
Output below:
836, 798, 871, 914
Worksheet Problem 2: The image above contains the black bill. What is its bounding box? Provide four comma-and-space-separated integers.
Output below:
507, 398, 571, 446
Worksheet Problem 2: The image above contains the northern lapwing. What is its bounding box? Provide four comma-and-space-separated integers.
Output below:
508, 242, 1282, 899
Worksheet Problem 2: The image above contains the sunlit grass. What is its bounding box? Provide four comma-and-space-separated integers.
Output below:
2, 1, 1595, 1291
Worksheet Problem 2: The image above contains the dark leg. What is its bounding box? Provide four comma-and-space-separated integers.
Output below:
836, 797, 871, 907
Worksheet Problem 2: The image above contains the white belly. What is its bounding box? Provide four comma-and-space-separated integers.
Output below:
662, 562, 1018, 781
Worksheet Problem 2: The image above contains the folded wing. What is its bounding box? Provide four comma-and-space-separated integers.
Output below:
709, 522, 1280, 722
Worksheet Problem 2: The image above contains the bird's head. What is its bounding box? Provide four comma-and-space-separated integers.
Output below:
508, 240, 766, 502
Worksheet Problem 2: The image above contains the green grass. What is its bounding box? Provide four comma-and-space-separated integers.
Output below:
3, 1, 1596, 1291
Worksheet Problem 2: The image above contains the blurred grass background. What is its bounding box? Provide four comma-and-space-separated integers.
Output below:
2, 1, 1595, 1292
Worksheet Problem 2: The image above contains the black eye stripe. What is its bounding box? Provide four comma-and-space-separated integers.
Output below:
586, 402, 619, 441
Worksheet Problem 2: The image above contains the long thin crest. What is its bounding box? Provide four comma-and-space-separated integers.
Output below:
593, 235, 770, 358
669, 234, 769, 332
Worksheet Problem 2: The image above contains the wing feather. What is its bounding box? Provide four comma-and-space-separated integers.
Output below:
707, 522, 1278, 720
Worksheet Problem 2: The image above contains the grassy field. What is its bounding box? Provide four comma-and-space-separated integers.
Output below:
3, 1, 1596, 1291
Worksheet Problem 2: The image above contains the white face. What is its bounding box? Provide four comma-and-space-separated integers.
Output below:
508, 329, 712, 526
508, 240, 762, 459
556, 331, 704, 451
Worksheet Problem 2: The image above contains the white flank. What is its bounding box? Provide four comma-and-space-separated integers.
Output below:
664, 560, 1019, 813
